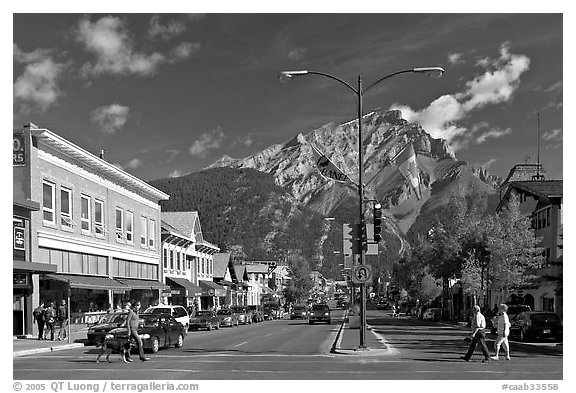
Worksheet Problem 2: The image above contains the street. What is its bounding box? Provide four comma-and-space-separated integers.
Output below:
13, 308, 562, 380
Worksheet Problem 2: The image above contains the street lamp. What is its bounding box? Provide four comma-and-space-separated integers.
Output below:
279, 66, 444, 349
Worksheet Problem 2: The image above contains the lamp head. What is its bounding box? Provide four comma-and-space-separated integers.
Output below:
413, 67, 445, 78
278, 70, 309, 82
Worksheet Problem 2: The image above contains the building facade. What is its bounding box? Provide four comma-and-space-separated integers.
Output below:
13, 124, 170, 332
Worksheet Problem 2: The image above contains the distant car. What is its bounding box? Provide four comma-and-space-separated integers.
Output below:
231, 306, 252, 325
308, 304, 331, 325
86, 310, 128, 345
190, 310, 220, 331
510, 311, 562, 342
105, 313, 186, 353
377, 302, 390, 310
143, 305, 190, 331
247, 305, 264, 323
290, 305, 309, 320
262, 307, 277, 321
217, 308, 239, 327
422, 308, 443, 321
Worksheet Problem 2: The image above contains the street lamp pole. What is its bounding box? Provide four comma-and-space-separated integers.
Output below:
279, 66, 444, 350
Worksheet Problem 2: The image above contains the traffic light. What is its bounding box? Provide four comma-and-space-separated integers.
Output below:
373, 202, 382, 242
360, 223, 367, 252
350, 224, 361, 254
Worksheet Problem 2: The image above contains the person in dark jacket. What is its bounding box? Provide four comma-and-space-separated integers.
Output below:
43, 302, 56, 341
33, 302, 45, 340
57, 299, 68, 341
126, 301, 150, 362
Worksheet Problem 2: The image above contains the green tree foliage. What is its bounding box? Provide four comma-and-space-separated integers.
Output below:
282, 251, 314, 304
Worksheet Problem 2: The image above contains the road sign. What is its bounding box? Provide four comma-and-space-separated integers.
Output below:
352, 264, 372, 284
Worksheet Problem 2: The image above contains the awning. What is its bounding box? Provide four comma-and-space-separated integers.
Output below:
14, 260, 57, 273
166, 277, 203, 297
115, 278, 170, 291
199, 280, 227, 297
44, 274, 127, 291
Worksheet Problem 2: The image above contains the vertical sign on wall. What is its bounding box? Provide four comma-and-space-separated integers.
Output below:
13, 133, 26, 166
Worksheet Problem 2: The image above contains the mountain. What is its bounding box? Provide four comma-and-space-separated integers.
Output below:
152, 109, 501, 279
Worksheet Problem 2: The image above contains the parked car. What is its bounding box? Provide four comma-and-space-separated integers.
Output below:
509, 311, 562, 342
231, 306, 252, 325
422, 308, 443, 321
308, 304, 331, 325
376, 301, 390, 310
290, 305, 309, 320
262, 307, 277, 321
190, 310, 220, 331
105, 313, 186, 353
143, 305, 190, 331
247, 305, 264, 323
217, 308, 239, 327
86, 310, 128, 345
491, 304, 532, 333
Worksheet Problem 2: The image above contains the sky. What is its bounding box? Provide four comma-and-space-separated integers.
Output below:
11, 10, 564, 182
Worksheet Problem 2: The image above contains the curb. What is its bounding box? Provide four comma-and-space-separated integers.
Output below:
14, 343, 85, 358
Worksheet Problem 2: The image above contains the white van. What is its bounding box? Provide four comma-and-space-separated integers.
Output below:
143, 305, 190, 331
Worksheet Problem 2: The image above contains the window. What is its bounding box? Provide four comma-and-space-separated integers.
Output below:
60, 188, 72, 229
148, 219, 155, 249
140, 216, 147, 247
81, 195, 91, 233
115, 207, 124, 242
176, 252, 181, 271
163, 249, 168, 269
42, 181, 55, 224
94, 200, 104, 236
170, 250, 174, 270
126, 211, 134, 244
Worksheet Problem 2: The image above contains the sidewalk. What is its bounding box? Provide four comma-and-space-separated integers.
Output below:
13, 324, 88, 357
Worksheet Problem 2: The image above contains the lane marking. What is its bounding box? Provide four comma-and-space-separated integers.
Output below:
234, 341, 248, 348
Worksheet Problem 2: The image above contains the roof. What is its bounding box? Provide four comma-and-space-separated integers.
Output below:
234, 265, 247, 281
244, 264, 270, 274
497, 180, 563, 212
30, 126, 169, 202
161, 211, 199, 239
501, 164, 548, 187
213, 253, 232, 279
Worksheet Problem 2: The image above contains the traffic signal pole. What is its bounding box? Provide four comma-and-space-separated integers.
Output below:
357, 75, 367, 350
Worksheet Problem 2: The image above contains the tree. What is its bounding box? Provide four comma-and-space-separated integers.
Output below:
282, 251, 314, 304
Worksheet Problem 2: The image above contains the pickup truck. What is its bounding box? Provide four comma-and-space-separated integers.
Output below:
308, 304, 331, 325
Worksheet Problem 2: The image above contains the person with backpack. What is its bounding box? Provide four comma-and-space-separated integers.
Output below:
43, 302, 56, 341
57, 299, 68, 341
33, 302, 45, 340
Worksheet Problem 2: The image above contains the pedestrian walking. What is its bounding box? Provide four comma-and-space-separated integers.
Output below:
491, 303, 511, 360
460, 305, 491, 362
43, 302, 56, 341
126, 301, 150, 362
33, 302, 45, 340
57, 299, 68, 341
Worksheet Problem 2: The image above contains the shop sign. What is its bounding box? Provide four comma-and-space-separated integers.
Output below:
171, 289, 181, 295
13, 134, 26, 166
13, 273, 29, 287
14, 226, 25, 251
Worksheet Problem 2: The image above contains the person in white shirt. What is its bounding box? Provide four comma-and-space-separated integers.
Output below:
461, 305, 491, 362
491, 303, 511, 360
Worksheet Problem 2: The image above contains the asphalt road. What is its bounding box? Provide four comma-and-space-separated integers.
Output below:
13, 308, 562, 380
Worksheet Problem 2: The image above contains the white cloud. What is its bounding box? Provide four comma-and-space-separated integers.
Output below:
90, 103, 130, 134
126, 158, 142, 169
542, 128, 562, 142
479, 158, 497, 170
168, 169, 182, 178
148, 15, 187, 40
189, 127, 226, 158
447, 52, 465, 66
170, 42, 201, 61
75, 16, 194, 78
288, 47, 307, 61
390, 43, 530, 151
166, 149, 180, 161
475, 127, 512, 144
13, 45, 65, 113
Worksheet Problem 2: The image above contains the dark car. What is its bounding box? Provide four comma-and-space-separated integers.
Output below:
231, 306, 252, 325
105, 313, 186, 353
491, 304, 532, 333
262, 307, 277, 321
190, 310, 220, 331
290, 305, 309, 320
86, 310, 128, 345
217, 308, 239, 327
308, 304, 331, 324
510, 311, 562, 342
247, 305, 264, 323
